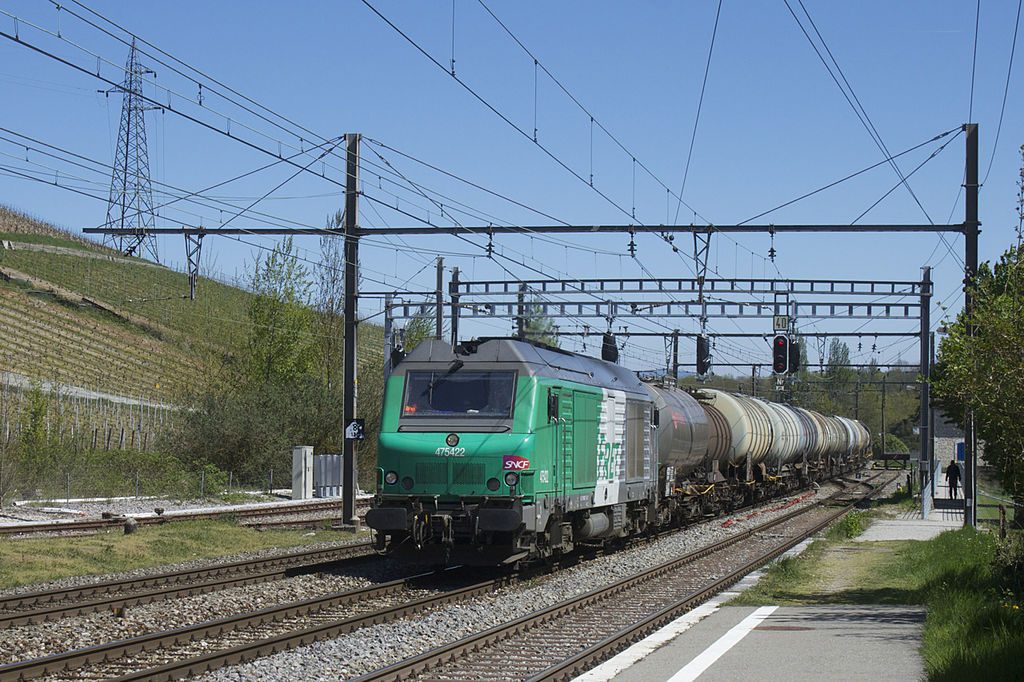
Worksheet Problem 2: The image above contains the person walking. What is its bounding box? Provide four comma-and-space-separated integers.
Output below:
945, 459, 961, 499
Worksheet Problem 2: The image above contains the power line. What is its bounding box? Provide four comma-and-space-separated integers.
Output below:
982, 0, 1022, 186
361, 0, 679, 228
56, 1, 344, 166
472, 0, 708, 222
673, 0, 723, 223
968, 0, 981, 124
0, 127, 344, 233
786, 0, 935, 225
739, 126, 961, 225
0, 16, 350, 193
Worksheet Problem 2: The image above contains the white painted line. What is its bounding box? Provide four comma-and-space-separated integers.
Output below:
572, 602, 721, 681
573, 538, 812, 682
666, 605, 778, 682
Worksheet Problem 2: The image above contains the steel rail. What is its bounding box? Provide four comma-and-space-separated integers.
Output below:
354, 471, 890, 682
0, 569, 509, 682
529, 477, 889, 681
0, 472, 887, 681
0, 498, 366, 536
0, 541, 373, 628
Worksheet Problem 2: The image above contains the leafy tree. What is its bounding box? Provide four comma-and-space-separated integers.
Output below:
521, 297, 559, 347
932, 242, 1024, 524
317, 213, 345, 393
402, 307, 440, 354
246, 237, 315, 385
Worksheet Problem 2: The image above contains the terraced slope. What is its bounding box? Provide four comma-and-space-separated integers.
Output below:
0, 286, 199, 399
0, 204, 104, 250
1, 247, 253, 352
0, 208, 384, 404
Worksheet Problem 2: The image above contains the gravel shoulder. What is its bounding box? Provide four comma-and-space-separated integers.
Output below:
196, 481, 858, 682
1, 475, 892, 680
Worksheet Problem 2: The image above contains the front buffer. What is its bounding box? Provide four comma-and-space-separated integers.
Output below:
366, 431, 539, 565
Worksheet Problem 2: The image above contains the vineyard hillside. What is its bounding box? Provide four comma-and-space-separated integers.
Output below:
0, 206, 383, 404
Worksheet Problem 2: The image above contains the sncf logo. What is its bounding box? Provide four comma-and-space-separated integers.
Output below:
502, 455, 530, 470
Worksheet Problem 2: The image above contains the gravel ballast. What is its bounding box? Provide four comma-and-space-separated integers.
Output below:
196, 481, 868, 681
0, 475, 892, 680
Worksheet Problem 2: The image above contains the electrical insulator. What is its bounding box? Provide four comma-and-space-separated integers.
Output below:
772, 335, 789, 374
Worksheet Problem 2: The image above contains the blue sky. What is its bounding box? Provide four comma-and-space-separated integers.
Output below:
1, 1, 1021, 374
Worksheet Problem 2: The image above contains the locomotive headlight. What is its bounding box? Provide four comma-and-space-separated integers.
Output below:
503, 471, 519, 487
445, 433, 460, 447
486, 477, 501, 491
384, 470, 399, 485
401, 476, 414, 490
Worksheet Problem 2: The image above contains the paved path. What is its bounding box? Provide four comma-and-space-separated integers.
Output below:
576, 504, 952, 682
856, 512, 960, 542
598, 604, 925, 682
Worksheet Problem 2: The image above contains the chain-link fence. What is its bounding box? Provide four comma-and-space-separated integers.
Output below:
1, 448, 293, 507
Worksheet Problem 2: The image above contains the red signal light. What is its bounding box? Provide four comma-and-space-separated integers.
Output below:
772, 335, 789, 374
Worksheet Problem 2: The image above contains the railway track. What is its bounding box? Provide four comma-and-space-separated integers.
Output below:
0, 541, 374, 629
354, 470, 892, 681
0, 471, 891, 681
0, 498, 370, 537
0, 567, 510, 681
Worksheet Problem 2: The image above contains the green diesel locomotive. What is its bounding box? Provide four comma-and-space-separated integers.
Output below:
365, 338, 869, 565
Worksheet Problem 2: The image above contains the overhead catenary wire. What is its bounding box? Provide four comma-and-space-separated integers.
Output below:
0, 15, 353, 194
982, 0, 1022, 186
738, 126, 961, 226
786, 1, 932, 222
9, 2, 967, 371
673, 0, 723, 223
968, 0, 981, 124
6, 5, 702, 363
851, 128, 963, 229
361, 3, 783, 362
786, 0, 967, 272
472, 0, 708, 223
361, 0, 728, 246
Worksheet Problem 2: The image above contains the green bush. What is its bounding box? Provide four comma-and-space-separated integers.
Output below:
873, 432, 909, 456
828, 510, 867, 540
994, 531, 1024, 600
29, 449, 218, 501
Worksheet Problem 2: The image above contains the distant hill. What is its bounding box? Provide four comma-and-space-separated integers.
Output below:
0, 205, 382, 404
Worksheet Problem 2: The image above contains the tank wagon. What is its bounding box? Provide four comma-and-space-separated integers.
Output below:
366, 338, 870, 564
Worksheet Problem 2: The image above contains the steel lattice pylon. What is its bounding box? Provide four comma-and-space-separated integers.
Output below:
104, 39, 158, 262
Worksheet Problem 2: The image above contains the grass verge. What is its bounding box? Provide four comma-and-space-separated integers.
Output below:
0, 520, 361, 589
733, 517, 1024, 680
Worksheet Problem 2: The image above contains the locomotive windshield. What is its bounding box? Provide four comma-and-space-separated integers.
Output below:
402, 370, 516, 418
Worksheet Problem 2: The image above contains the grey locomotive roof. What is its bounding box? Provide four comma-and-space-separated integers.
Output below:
397, 338, 650, 397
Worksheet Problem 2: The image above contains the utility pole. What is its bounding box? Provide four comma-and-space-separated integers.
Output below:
516, 283, 527, 340
930, 330, 936, 498
671, 329, 679, 386
854, 381, 860, 420
880, 374, 887, 468
751, 366, 757, 397
963, 123, 979, 527
449, 267, 460, 347
383, 293, 393, 381
435, 257, 444, 340
342, 133, 360, 529
919, 266, 931, 502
